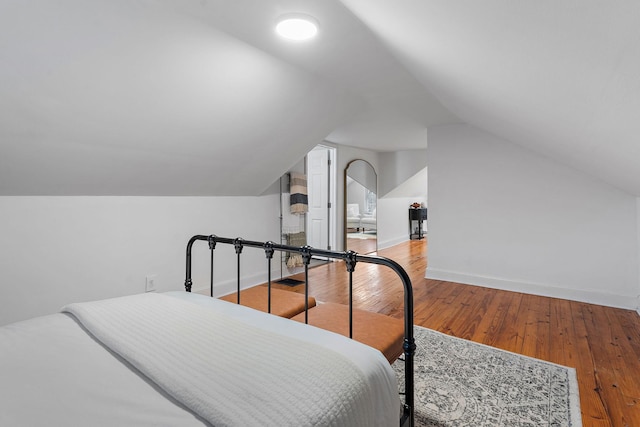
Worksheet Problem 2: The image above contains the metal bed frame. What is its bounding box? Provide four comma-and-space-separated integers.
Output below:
184, 234, 415, 427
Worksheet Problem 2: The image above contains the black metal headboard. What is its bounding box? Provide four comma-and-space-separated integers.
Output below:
184, 234, 415, 427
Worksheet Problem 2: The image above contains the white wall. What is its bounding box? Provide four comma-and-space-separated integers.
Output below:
0, 196, 280, 325
377, 163, 429, 249
427, 124, 639, 309
377, 196, 426, 249
637, 197, 640, 314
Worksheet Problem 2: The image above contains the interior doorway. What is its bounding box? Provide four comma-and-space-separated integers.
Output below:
306, 144, 336, 253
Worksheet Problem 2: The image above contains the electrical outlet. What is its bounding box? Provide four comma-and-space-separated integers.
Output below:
145, 275, 157, 292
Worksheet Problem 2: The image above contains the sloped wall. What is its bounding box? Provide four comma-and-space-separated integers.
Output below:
378, 150, 428, 198
427, 124, 639, 309
0, 1, 360, 197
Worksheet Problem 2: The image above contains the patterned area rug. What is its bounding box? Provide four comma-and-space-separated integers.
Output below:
392, 326, 582, 427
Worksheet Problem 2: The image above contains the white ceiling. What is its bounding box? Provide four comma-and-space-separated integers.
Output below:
1, 1, 639, 196
341, 0, 640, 196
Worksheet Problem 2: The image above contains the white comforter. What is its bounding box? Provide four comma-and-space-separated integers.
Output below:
0, 292, 399, 426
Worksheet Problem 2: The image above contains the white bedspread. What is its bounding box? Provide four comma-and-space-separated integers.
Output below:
61, 292, 396, 426
0, 311, 208, 426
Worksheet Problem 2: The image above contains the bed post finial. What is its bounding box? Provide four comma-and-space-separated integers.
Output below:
234, 238, 244, 254
208, 235, 217, 250
344, 250, 357, 273
263, 241, 275, 259
300, 245, 312, 266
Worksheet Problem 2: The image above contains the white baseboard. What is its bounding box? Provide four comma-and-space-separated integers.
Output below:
378, 235, 410, 250
426, 267, 637, 310
191, 271, 268, 298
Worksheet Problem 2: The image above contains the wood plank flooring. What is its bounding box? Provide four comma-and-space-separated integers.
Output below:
274, 239, 640, 427
345, 234, 377, 254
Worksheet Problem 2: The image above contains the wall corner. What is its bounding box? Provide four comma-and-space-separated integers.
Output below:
637, 197, 640, 315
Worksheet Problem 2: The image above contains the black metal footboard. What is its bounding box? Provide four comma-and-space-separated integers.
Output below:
184, 234, 415, 427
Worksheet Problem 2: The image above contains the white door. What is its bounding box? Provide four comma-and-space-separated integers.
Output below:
306, 147, 331, 250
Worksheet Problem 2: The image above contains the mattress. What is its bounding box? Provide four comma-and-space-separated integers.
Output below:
0, 291, 399, 426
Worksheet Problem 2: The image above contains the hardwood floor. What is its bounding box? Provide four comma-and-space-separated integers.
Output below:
345, 233, 377, 254
274, 239, 640, 427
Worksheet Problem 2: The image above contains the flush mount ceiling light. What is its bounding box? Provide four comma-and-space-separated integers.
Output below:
275, 14, 319, 41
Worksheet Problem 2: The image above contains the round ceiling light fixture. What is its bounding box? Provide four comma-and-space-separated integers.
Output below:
275, 14, 319, 41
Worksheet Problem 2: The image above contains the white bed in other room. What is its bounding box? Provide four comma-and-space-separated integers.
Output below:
0, 291, 400, 426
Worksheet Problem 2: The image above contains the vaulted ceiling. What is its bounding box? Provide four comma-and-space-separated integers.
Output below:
2, 1, 639, 196
342, 0, 640, 196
